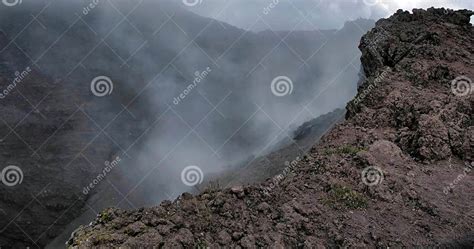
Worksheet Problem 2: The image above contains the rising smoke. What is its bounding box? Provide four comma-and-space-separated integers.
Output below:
0, 0, 376, 205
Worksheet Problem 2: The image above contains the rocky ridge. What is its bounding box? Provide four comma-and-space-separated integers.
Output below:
69, 8, 473, 248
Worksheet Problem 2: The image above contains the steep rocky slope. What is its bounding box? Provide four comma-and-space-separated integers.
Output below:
69, 8, 472, 248
0, 31, 122, 247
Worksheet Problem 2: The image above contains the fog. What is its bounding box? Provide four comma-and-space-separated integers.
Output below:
0, 0, 375, 205
188, 0, 474, 30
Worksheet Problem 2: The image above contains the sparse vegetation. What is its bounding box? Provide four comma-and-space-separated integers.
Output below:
98, 210, 113, 224
323, 185, 368, 209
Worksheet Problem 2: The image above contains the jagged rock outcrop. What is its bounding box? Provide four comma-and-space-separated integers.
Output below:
347, 8, 473, 162
69, 8, 473, 248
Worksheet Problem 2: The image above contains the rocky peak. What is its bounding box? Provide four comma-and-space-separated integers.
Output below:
348, 8, 472, 162
358, 8, 473, 78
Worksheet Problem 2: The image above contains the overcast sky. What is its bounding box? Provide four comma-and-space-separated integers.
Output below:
183, 0, 474, 31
